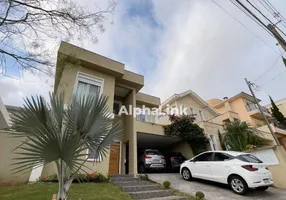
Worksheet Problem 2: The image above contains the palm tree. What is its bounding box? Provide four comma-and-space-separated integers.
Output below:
10, 93, 122, 200
222, 121, 269, 151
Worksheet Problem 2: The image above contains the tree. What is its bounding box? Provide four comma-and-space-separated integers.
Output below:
269, 96, 286, 127
10, 93, 122, 200
222, 121, 269, 151
163, 115, 209, 155
0, 0, 115, 76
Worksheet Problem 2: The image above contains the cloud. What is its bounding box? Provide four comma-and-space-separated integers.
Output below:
1, 0, 286, 107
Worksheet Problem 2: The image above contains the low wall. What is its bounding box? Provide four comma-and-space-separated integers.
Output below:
268, 146, 286, 189
0, 131, 32, 185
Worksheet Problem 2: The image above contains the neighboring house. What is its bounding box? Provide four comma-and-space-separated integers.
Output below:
158, 90, 224, 151
39, 41, 194, 178
207, 92, 286, 146
265, 97, 286, 117
0, 99, 32, 185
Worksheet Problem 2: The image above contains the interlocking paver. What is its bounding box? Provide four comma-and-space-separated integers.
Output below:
147, 173, 286, 200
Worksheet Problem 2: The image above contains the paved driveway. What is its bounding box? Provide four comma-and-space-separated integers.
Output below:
147, 174, 286, 200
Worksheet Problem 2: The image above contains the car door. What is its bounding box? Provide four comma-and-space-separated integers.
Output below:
209, 152, 233, 184
188, 152, 213, 180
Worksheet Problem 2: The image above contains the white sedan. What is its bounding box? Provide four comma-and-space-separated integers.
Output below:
180, 151, 273, 195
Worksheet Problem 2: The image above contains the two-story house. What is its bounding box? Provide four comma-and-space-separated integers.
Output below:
207, 92, 286, 146
39, 42, 194, 177
158, 90, 225, 151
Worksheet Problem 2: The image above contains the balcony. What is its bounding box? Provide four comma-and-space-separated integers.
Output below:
208, 111, 239, 124
246, 104, 271, 119
136, 114, 165, 135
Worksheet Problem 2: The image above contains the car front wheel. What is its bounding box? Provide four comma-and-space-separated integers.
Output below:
229, 175, 248, 195
181, 168, 192, 181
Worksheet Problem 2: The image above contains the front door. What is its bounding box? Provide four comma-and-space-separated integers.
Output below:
210, 152, 232, 183
108, 142, 120, 175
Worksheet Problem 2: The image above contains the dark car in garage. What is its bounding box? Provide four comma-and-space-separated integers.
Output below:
165, 152, 187, 172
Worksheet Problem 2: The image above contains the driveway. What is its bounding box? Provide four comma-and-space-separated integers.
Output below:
147, 174, 286, 200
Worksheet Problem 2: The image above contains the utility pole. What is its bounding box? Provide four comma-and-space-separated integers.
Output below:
267, 24, 286, 52
244, 78, 280, 146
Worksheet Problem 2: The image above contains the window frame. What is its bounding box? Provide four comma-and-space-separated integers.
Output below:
213, 152, 233, 162
73, 72, 104, 96
199, 109, 204, 121
193, 152, 214, 162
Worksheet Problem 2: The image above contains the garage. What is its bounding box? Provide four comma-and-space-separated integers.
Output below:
136, 132, 193, 173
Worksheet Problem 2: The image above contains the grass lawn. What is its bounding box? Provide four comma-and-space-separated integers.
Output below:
0, 182, 132, 200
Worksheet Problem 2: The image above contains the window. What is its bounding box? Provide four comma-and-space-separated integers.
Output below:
87, 149, 102, 161
145, 150, 162, 155
213, 153, 232, 161
113, 101, 122, 115
190, 108, 193, 115
74, 72, 104, 97
199, 110, 204, 121
237, 154, 263, 163
194, 152, 213, 162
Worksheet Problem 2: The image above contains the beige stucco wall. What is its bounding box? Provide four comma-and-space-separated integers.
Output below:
0, 131, 32, 185
56, 64, 115, 111
135, 121, 164, 136
268, 146, 286, 189
123, 90, 137, 174
166, 95, 217, 123
42, 64, 117, 177
171, 141, 194, 159
198, 121, 224, 150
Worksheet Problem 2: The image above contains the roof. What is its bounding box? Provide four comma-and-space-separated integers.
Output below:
213, 92, 261, 109
161, 90, 219, 116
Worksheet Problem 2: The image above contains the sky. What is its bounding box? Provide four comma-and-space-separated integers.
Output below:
1, 0, 286, 107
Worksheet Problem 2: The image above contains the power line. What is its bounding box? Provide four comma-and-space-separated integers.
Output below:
253, 54, 282, 83
229, 0, 274, 37
260, 70, 286, 88
210, 0, 280, 55
246, 0, 286, 37
230, 0, 286, 52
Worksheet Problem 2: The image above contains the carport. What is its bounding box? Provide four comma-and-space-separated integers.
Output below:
136, 133, 193, 173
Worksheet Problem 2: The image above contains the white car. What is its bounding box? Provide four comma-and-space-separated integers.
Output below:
180, 151, 273, 195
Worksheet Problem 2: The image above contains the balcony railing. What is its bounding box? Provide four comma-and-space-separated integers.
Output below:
136, 114, 157, 124
246, 104, 271, 114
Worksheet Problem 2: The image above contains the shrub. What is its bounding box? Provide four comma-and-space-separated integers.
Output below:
140, 174, 149, 181
195, 191, 205, 200
163, 180, 171, 189
40, 172, 108, 183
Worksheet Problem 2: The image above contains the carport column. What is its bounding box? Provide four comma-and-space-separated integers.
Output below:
123, 89, 137, 175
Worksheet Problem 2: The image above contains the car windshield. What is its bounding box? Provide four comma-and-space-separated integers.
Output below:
237, 154, 263, 163
146, 150, 162, 155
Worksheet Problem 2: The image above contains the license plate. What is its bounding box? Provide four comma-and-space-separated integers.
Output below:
153, 159, 160, 163
263, 179, 270, 184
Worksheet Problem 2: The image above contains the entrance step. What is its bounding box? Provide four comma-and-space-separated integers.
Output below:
110, 176, 139, 182
144, 196, 188, 200
109, 174, 134, 178
128, 190, 172, 199
121, 185, 160, 192
113, 180, 150, 187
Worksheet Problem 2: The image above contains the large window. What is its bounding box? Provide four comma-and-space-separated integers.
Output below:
74, 72, 104, 97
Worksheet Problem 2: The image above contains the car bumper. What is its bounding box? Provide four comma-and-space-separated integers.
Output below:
245, 173, 273, 188
145, 164, 166, 169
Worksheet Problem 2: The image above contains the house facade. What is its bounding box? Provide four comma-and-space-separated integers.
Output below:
40, 42, 194, 177
158, 90, 225, 151
207, 92, 286, 146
